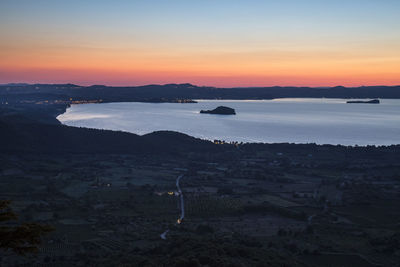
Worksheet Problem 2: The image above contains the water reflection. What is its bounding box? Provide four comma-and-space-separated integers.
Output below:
57, 99, 400, 146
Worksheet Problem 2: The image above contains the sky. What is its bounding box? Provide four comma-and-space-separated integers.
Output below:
1, 0, 399, 87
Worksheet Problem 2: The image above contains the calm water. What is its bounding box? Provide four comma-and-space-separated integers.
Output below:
57, 99, 400, 145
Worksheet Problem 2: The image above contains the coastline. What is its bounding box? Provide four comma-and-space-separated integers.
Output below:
56, 99, 400, 147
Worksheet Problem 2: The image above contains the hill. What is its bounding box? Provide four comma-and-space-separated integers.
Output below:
1, 84, 400, 104
0, 118, 218, 155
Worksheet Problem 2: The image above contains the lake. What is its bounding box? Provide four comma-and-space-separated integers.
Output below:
57, 99, 400, 146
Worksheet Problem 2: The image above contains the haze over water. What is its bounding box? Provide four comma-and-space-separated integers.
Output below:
58, 99, 400, 146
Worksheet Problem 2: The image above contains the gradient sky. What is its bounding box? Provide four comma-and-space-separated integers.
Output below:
1, 0, 399, 87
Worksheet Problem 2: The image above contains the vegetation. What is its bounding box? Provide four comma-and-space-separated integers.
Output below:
0, 101, 399, 266
0, 200, 53, 255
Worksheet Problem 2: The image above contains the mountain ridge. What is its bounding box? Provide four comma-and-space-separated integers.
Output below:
1, 84, 400, 103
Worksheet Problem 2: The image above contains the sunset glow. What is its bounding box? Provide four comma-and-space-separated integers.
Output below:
1, 0, 399, 87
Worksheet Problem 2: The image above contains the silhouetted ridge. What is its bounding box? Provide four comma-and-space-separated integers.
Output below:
143, 131, 218, 152
2, 84, 400, 104
0, 116, 218, 154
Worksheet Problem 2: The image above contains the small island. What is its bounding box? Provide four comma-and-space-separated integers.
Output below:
200, 106, 236, 115
347, 99, 380, 104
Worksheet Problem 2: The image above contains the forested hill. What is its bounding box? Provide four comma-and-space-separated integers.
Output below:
1, 83, 400, 103
0, 118, 219, 155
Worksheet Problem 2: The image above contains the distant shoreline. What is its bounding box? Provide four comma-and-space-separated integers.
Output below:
1, 84, 400, 106
66, 97, 391, 106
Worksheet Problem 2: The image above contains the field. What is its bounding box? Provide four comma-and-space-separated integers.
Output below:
1, 142, 400, 266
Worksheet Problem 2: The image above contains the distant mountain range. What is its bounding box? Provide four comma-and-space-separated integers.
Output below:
1, 83, 400, 103
0, 83, 30, 87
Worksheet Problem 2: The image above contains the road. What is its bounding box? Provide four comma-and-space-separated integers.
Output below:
160, 174, 184, 240
176, 174, 184, 224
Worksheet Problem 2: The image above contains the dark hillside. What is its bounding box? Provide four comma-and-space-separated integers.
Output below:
0, 120, 217, 155
143, 131, 219, 153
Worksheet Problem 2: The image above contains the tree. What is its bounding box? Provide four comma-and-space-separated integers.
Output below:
0, 200, 53, 255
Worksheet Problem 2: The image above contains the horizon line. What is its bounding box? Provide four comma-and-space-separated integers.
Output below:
1, 82, 400, 89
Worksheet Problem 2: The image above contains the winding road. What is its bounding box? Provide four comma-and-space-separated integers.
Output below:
160, 174, 184, 240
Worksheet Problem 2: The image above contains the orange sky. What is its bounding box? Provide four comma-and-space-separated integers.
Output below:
1, 0, 399, 87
